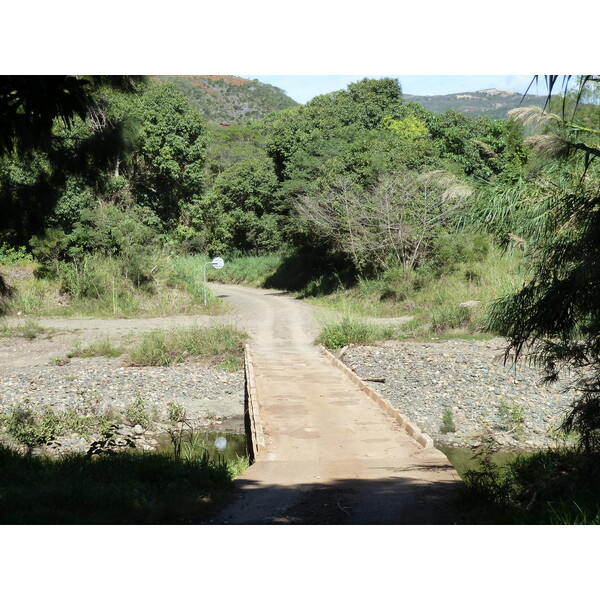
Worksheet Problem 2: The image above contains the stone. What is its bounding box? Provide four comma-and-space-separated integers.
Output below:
459, 300, 480, 309
133, 424, 144, 435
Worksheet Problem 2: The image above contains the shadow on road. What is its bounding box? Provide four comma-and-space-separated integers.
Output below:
211, 470, 471, 525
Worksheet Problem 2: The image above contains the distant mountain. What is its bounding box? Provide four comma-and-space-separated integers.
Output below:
404, 88, 547, 119
154, 75, 298, 123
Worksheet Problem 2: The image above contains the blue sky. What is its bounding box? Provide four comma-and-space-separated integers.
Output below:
241, 75, 548, 105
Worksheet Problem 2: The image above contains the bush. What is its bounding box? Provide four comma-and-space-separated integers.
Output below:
440, 409, 457, 434
0, 244, 34, 265
431, 232, 490, 275
125, 396, 152, 430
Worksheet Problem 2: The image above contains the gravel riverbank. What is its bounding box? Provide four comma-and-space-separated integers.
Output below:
341, 338, 580, 450
0, 328, 581, 455
0, 355, 245, 455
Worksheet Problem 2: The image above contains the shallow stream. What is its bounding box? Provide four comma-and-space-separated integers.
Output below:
156, 430, 248, 462
436, 444, 530, 478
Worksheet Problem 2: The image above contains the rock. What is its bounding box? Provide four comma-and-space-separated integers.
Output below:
459, 300, 480, 309
133, 424, 144, 435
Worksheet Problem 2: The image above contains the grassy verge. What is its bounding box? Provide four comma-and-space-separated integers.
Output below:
0, 444, 246, 524
1, 254, 228, 319
62, 325, 248, 371
312, 245, 524, 345
174, 253, 282, 288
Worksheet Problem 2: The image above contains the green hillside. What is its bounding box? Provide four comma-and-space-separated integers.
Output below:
404, 88, 546, 119
155, 75, 298, 123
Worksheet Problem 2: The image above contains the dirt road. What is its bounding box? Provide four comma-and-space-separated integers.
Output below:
210, 283, 462, 524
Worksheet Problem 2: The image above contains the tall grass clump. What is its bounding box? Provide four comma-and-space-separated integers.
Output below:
126, 324, 247, 369
317, 316, 398, 349
57, 255, 149, 317
69, 337, 123, 358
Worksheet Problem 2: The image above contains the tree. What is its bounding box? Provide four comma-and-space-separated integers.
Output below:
0, 76, 142, 155
296, 170, 473, 275
194, 156, 283, 253
0, 76, 144, 314
128, 81, 207, 226
264, 78, 403, 190
484, 76, 600, 451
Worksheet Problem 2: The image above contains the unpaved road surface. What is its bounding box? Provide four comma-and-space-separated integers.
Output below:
210, 284, 462, 525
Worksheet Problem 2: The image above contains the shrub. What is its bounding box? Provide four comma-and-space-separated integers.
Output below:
431, 232, 490, 275
3, 404, 60, 450
125, 395, 152, 429
440, 408, 457, 434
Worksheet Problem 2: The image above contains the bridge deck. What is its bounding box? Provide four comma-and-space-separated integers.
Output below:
212, 284, 461, 524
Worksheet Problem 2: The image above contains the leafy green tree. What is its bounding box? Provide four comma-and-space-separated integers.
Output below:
382, 114, 429, 139
264, 78, 403, 189
188, 156, 283, 254
127, 81, 207, 226
204, 122, 268, 185
0, 76, 143, 314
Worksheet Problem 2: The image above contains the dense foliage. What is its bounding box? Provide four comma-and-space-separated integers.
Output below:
0, 75, 533, 319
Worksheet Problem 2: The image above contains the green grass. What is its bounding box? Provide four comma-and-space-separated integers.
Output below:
0, 318, 52, 339
174, 253, 283, 288
126, 324, 247, 370
0, 444, 246, 524
69, 337, 124, 358
2, 254, 228, 319
310, 245, 525, 343
316, 316, 401, 349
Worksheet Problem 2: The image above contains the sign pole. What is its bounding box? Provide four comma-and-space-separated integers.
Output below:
203, 261, 208, 306
203, 257, 225, 306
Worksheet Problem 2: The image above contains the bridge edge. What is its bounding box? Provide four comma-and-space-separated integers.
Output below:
319, 344, 435, 450
244, 343, 266, 460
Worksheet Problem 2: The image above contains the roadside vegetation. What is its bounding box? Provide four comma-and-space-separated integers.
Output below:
459, 446, 600, 524
2, 75, 600, 524
0, 392, 249, 524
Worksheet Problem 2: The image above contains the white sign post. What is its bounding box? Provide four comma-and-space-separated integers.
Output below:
203, 257, 225, 305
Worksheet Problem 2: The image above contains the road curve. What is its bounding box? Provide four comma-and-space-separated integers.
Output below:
212, 283, 462, 525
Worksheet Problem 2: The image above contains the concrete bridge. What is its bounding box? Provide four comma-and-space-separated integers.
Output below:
212, 284, 462, 524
